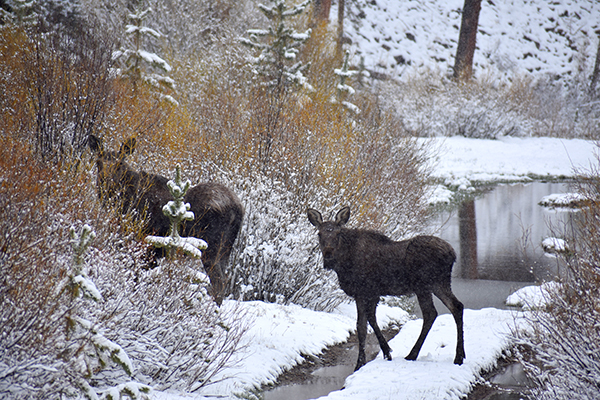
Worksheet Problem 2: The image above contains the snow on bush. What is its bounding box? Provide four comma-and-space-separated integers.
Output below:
541, 237, 570, 257
228, 175, 348, 311
505, 282, 560, 310
0, 145, 247, 397
539, 192, 588, 209
92, 256, 247, 393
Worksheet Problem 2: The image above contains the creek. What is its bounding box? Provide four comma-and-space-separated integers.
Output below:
264, 181, 577, 400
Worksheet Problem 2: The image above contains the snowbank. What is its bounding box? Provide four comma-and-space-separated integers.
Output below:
505, 282, 560, 310
539, 192, 589, 208
427, 136, 597, 188
154, 305, 521, 400
317, 308, 520, 400
184, 300, 409, 399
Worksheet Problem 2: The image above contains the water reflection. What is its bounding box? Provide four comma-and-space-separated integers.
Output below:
432, 182, 577, 282
459, 200, 478, 279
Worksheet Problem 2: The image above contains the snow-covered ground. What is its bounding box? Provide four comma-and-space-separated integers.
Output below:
339, 0, 599, 81
155, 302, 521, 400
426, 136, 598, 203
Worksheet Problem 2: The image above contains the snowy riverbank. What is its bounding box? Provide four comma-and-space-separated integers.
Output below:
427, 136, 597, 204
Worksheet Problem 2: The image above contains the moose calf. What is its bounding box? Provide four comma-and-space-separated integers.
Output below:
308, 207, 465, 370
88, 135, 244, 305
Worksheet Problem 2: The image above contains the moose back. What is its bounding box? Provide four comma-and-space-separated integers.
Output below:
308, 206, 465, 370
88, 135, 244, 304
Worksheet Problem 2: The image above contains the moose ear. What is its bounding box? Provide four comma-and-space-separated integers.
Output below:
307, 209, 323, 227
119, 137, 136, 157
335, 206, 351, 226
87, 135, 103, 154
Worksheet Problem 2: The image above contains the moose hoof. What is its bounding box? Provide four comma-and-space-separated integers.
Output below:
404, 353, 417, 361
384, 352, 392, 361
453, 356, 464, 365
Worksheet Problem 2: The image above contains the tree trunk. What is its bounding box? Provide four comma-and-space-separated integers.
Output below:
453, 0, 482, 81
336, 0, 345, 56
458, 200, 478, 279
590, 30, 600, 96
313, 0, 331, 22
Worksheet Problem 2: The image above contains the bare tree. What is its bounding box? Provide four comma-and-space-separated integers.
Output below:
453, 0, 482, 81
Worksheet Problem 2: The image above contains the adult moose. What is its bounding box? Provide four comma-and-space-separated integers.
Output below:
88, 135, 244, 305
307, 206, 465, 370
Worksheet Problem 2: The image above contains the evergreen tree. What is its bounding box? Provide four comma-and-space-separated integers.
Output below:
112, 0, 176, 104
332, 49, 360, 114
240, 0, 313, 92
67, 224, 151, 400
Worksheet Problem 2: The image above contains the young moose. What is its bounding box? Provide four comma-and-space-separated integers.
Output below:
307, 207, 465, 370
88, 135, 244, 305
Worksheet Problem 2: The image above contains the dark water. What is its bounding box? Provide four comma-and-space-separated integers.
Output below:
264, 182, 576, 400
432, 181, 574, 283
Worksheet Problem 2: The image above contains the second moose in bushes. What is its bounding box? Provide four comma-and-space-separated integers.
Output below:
88, 135, 244, 305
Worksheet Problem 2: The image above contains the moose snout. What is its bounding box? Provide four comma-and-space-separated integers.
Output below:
320, 245, 335, 260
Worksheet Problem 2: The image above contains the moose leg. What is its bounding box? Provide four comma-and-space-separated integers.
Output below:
366, 298, 392, 361
202, 259, 226, 306
355, 298, 369, 370
434, 285, 465, 365
406, 291, 437, 361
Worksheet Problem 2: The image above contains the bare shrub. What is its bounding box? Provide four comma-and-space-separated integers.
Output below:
513, 160, 600, 399
0, 25, 117, 162
383, 69, 600, 139
0, 133, 246, 397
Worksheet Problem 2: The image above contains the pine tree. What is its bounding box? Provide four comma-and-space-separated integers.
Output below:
240, 0, 313, 92
112, 0, 177, 104
332, 50, 360, 114
145, 164, 208, 259
67, 224, 151, 400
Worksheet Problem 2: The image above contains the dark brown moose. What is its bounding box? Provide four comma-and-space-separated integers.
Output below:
88, 135, 244, 305
307, 206, 465, 370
